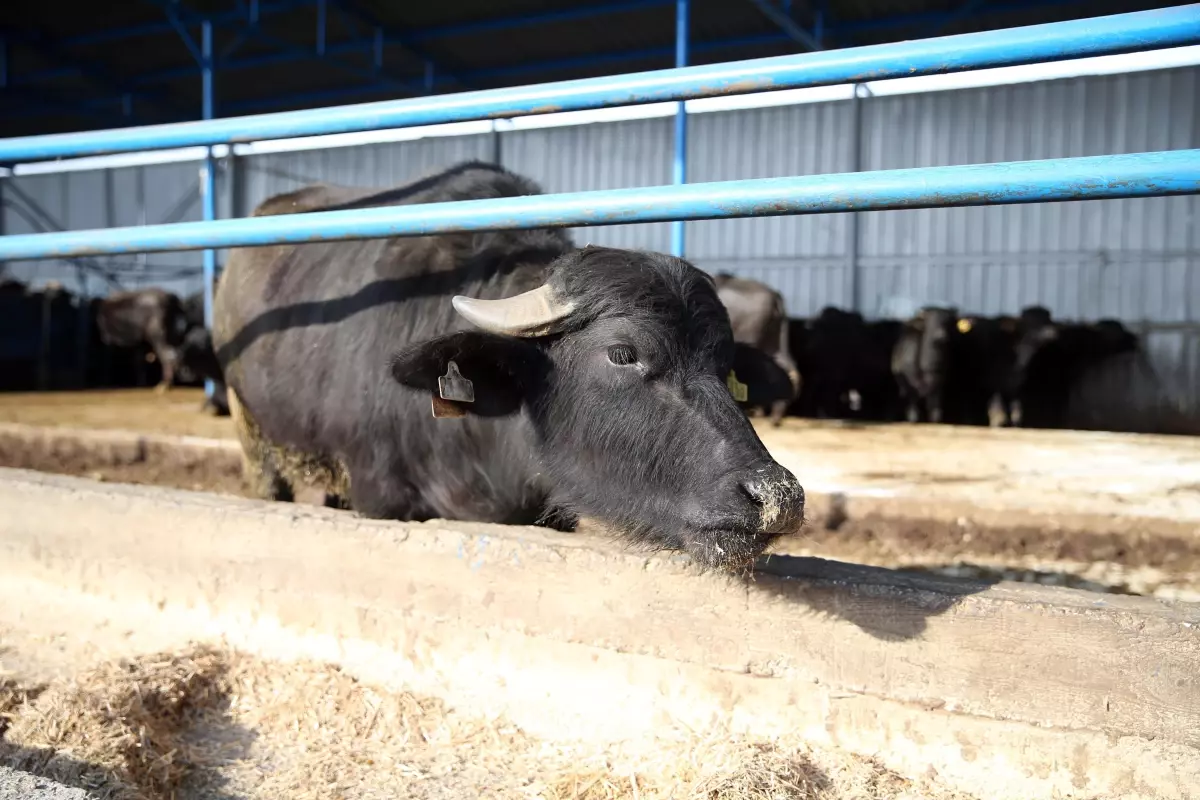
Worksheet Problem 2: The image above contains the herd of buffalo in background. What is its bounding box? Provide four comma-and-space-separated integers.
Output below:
0, 268, 1144, 432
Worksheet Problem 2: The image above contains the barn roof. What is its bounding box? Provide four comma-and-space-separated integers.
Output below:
0, 0, 1179, 138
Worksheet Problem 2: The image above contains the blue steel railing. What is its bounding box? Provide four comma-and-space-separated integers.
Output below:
1, 5, 1198, 163
0, 151, 1197, 260
0, 5, 1198, 264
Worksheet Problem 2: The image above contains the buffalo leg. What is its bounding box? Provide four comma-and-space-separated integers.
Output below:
1010, 399, 1024, 427
927, 392, 944, 424
151, 342, 176, 394
228, 388, 295, 502
987, 394, 1010, 427
768, 399, 787, 427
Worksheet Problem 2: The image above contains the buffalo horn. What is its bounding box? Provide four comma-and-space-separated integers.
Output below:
451, 284, 576, 337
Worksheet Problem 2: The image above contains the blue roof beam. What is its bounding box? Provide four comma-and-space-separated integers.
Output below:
11, 0, 1084, 90
746, 0, 823, 52
0, 26, 185, 120
327, 0, 469, 89
405, 0, 675, 42
2, 4, 1196, 161
57, 0, 308, 48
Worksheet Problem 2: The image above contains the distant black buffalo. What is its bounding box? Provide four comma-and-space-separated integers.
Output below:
213, 162, 806, 570
93, 288, 190, 392
711, 272, 800, 426
1016, 315, 1139, 428
892, 306, 959, 423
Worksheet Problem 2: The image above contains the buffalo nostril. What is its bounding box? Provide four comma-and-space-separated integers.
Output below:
740, 480, 766, 506
740, 475, 805, 530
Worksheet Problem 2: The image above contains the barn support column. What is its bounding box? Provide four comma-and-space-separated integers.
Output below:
670, 0, 688, 258
847, 82, 866, 313
201, 20, 217, 401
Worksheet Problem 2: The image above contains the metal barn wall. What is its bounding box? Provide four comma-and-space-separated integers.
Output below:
1, 66, 1198, 423
854, 67, 1199, 324
1, 161, 214, 300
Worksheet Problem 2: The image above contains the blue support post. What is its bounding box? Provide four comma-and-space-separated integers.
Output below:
0, 151, 1196, 261
201, 20, 217, 400
815, 0, 828, 47
2, 5, 1196, 163
317, 0, 327, 56
671, 0, 688, 257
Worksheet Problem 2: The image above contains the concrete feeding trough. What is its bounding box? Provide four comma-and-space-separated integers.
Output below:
1, 467, 1197, 799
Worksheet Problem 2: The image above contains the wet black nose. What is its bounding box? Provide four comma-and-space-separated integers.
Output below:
738, 464, 805, 531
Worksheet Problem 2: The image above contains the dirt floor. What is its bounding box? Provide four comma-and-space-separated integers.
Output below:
3, 389, 1199, 523
1, 389, 1199, 600
0, 389, 234, 440
0, 573, 977, 800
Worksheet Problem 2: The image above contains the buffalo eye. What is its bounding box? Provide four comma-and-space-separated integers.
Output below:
607, 345, 638, 366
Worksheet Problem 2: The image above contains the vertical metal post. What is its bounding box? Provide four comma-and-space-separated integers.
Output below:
0, 175, 6, 283
373, 27, 383, 71
0, 36, 8, 88
424, 61, 435, 94
316, 0, 327, 56
847, 83, 864, 313
670, 0, 688, 258
201, 20, 217, 399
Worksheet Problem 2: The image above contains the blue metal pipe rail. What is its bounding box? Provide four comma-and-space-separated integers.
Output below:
1, 5, 1198, 163
0, 151, 1196, 261
670, 0, 689, 258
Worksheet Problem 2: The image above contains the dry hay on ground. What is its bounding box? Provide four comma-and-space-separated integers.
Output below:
1, 644, 975, 800
0, 646, 228, 799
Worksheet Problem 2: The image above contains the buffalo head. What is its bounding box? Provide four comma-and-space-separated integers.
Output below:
390, 246, 805, 570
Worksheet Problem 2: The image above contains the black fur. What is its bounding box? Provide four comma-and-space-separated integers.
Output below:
215, 162, 805, 570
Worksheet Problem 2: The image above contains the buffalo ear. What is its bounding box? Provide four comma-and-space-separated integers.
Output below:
730, 343, 796, 408
389, 331, 545, 417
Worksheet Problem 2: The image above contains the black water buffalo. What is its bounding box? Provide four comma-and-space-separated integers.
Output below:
93, 288, 191, 392
711, 272, 800, 426
180, 286, 232, 415
948, 314, 1019, 426
859, 319, 904, 420
790, 307, 880, 419
1016, 316, 1139, 428
213, 162, 805, 570
178, 326, 230, 416
892, 306, 959, 423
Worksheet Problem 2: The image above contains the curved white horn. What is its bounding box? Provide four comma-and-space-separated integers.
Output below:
451, 283, 577, 337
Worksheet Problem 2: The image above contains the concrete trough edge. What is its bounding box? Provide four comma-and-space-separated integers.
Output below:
1, 467, 1197, 800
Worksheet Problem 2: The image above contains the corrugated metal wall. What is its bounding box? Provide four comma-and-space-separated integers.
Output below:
2, 161, 212, 300
2, 66, 1197, 419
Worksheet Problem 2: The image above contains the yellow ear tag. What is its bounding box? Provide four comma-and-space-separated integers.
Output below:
957, 318, 973, 334
727, 370, 748, 403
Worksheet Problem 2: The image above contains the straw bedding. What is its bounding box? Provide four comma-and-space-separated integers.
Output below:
0, 644, 974, 800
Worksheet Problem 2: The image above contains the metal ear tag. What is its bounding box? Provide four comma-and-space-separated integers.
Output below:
727, 370, 748, 403
431, 360, 474, 418
438, 360, 475, 403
